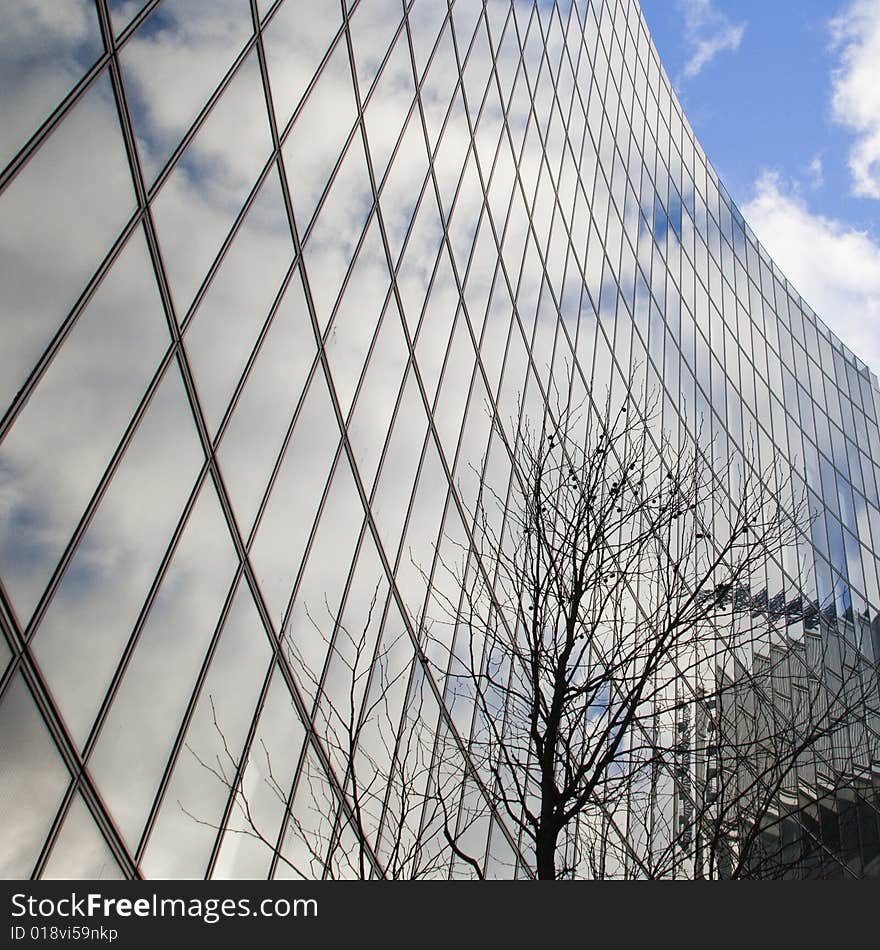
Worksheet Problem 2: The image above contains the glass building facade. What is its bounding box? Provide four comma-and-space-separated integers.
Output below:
1, 0, 878, 879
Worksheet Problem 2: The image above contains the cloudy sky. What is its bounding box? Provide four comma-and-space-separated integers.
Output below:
640, 0, 880, 380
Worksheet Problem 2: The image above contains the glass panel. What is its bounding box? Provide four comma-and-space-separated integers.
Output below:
407, 0, 447, 83
451, 374, 492, 513
417, 23, 457, 153
121, 0, 254, 185
141, 579, 271, 878
300, 135, 375, 330
346, 301, 409, 494
413, 249, 459, 405
274, 748, 335, 878
185, 167, 294, 436
395, 183, 445, 334
108, 1, 149, 35
369, 369, 428, 559
433, 312, 477, 457
0, 228, 169, 628
392, 435, 449, 620
0, 73, 136, 415
379, 110, 430, 265
0, 0, 102, 171
217, 269, 316, 539
151, 49, 272, 318
325, 218, 392, 417
211, 664, 306, 879
282, 456, 365, 693
0, 675, 70, 877
262, 0, 341, 132
31, 364, 204, 748
362, 27, 415, 183
41, 794, 124, 880
310, 534, 391, 782
432, 93, 470, 217
282, 39, 357, 233
88, 477, 239, 851
249, 370, 341, 627
350, 0, 404, 98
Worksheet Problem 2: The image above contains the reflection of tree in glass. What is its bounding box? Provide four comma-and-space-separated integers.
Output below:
185, 385, 880, 879
183, 585, 483, 879
427, 385, 879, 879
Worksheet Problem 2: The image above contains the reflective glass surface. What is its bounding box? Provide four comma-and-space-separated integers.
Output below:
1, 0, 878, 880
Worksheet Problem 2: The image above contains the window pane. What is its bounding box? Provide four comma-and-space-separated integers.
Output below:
217, 269, 316, 538
151, 50, 272, 318
0, 74, 136, 415
0, 228, 169, 627
88, 478, 239, 851
141, 579, 271, 878
32, 364, 204, 748
41, 794, 124, 880
0, 0, 102, 171
121, 0, 254, 185
0, 675, 70, 877
185, 167, 294, 436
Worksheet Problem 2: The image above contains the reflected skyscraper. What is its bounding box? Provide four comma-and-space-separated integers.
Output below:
1, 0, 878, 879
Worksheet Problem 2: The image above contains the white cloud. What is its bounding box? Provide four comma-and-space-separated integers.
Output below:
807, 154, 824, 190
829, 0, 880, 199
676, 0, 746, 79
741, 171, 880, 379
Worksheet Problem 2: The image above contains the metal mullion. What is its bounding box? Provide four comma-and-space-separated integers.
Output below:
18, 0, 288, 659
312, 530, 390, 879
61, 15, 247, 882
406, 24, 495, 424
311, 0, 519, 875
380, 33, 489, 856
439, 6, 565, 653
428, 9, 513, 478
491, 54, 603, 418
240, 355, 323, 557
445, 8, 537, 412
110, 0, 164, 49
407, 4, 521, 559
232, 5, 394, 884
0, 0, 171, 195
274, 8, 411, 730
240, 565, 385, 881
351, 8, 410, 114
130, 0, 375, 867
234, 509, 388, 879
391, 0, 532, 872
268, 443, 352, 671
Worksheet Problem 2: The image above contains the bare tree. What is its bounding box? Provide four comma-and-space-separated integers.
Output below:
425, 386, 880, 879
184, 586, 488, 879
185, 385, 879, 880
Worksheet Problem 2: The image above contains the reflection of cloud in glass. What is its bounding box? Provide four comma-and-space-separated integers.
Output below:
0, 0, 877, 881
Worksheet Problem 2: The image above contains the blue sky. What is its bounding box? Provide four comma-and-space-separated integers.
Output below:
639, 0, 880, 381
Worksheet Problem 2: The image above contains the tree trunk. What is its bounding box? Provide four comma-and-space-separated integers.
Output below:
536, 827, 558, 880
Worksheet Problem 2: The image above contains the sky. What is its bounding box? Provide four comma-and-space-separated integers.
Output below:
639, 0, 880, 382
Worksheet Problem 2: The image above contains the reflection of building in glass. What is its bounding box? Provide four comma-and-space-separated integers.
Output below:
678, 629, 880, 879
0, 0, 878, 879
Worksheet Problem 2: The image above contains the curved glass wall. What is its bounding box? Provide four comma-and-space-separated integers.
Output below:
0, 0, 878, 879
